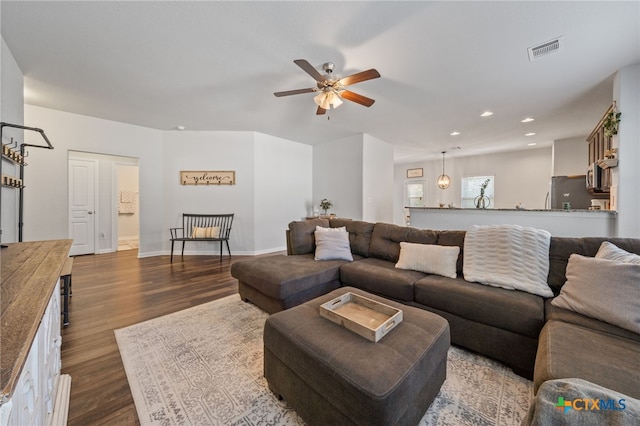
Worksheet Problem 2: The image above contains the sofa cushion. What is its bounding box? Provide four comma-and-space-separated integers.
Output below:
230, 254, 346, 300
596, 241, 640, 264
368, 222, 438, 263
463, 224, 553, 297
551, 254, 640, 334
339, 258, 426, 302
314, 226, 353, 261
395, 242, 459, 278
330, 219, 375, 258
414, 275, 544, 338
435, 230, 466, 274
547, 237, 640, 294
288, 218, 330, 255
544, 299, 640, 343
524, 378, 640, 426
534, 320, 640, 399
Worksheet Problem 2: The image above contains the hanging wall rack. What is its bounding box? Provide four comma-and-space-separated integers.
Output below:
1, 122, 54, 244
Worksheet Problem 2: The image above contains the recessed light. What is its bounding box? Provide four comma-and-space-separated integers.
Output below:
528, 142, 537, 146
177, 125, 186, 130
525, 132, 536, 137
521, 117, 535, 123
450, 131, 460, 136
480, 111, 493, 117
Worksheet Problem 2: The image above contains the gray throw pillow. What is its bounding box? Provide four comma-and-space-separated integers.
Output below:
314, 226, 353, 261
551, 254, 640, 334
596, 241, 640, 264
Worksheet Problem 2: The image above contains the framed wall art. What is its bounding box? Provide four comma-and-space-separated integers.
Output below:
180, 170, 236, 185
406, 168, 423, 178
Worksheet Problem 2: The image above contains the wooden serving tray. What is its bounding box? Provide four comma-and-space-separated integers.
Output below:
319, 292, 403, 342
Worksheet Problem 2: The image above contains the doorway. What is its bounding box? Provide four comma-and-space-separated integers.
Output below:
68, 152, 140, 255
403, 179, 427, 226
116, 163, 140, 251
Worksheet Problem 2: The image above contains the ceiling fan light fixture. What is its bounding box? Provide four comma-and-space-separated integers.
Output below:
314, 90, 343, 110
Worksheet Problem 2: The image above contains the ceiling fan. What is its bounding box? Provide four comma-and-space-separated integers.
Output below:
274, 59, 381, 115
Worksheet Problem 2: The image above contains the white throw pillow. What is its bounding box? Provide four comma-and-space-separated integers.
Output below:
395, 242, 459, 279
595, 241, 640, 265
463, 224, 553, 297
191, 226, 220, 238
552, 254, 640, 334
314, 226, 353, 261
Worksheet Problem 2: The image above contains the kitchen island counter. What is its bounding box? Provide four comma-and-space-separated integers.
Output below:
408, 207, 616, 237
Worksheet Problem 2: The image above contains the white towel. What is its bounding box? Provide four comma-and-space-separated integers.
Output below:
118, 191, 137, 214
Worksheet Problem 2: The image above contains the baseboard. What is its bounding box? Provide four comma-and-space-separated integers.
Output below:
48, 374, 71, 426
138, 250, 165, 258
149, 247, 286, 258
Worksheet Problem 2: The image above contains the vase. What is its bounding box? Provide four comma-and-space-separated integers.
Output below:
474, 195, 490, 209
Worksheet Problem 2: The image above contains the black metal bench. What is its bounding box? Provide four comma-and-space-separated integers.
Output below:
169, 213, 234, 262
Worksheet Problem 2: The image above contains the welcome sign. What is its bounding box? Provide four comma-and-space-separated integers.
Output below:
180, 170, 236, 185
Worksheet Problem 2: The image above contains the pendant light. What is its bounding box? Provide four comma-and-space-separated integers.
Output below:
437, 151, 450, 189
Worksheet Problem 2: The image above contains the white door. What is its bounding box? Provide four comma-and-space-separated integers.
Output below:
69, 159, 96, 255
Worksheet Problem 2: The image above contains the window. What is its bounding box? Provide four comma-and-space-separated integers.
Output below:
404, 180, 426, 226
404, 180, 426, 207
461, 176, 494, 208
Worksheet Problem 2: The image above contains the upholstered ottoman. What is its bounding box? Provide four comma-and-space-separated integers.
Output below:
264, 287, 450, 426
231, 254, 345, 314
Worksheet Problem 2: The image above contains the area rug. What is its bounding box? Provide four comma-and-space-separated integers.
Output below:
115, 295, 532, 426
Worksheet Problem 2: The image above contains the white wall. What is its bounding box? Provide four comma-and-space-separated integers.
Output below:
162, 130, 312, 255
1, 37, 24, 243
21, 106, 313, 256
254, 133, 312, 252
313, 133, 394, 223
313, 135, 363, 220
362, 134, 394, 223
553, 136, 588, 176
24, 105, 165, 255
162, 131, 256, 255
613, 63, 640, 237
394, 147, 553, 224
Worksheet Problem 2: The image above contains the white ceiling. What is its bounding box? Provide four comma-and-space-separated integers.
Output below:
2, 1, 639, 162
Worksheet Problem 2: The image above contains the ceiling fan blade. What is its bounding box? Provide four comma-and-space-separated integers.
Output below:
316, 106, 327, 115
294, 59, 326, 83
274, 88, 315, 97
338, 69, 380, 87
340, 90, 376, 107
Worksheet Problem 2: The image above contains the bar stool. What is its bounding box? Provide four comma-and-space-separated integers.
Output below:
60, 257, 73, 327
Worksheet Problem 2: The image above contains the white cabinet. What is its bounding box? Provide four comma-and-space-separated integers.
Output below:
0, 240, 72, 426
0, 282, 69, 426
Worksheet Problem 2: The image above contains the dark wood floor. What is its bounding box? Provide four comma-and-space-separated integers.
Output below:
61, 250, 253, 425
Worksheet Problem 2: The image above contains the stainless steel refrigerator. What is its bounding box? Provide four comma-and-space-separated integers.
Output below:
549, 175, 592, 210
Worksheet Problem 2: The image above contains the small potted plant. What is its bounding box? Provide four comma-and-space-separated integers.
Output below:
603, 110, 622, 138
320, 198, 333, 215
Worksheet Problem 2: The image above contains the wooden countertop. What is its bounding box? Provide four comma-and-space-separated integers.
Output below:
1, 239, 72, 402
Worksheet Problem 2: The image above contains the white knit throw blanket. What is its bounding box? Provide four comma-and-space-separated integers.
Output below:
463, 224, 553, 297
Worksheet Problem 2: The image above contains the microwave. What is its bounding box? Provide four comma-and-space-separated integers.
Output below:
586, 162, 603, 190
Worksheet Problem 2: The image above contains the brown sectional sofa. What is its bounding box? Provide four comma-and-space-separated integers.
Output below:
231, 218, 640, 400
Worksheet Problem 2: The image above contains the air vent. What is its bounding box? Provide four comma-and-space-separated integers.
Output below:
528, 36, 563, 61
